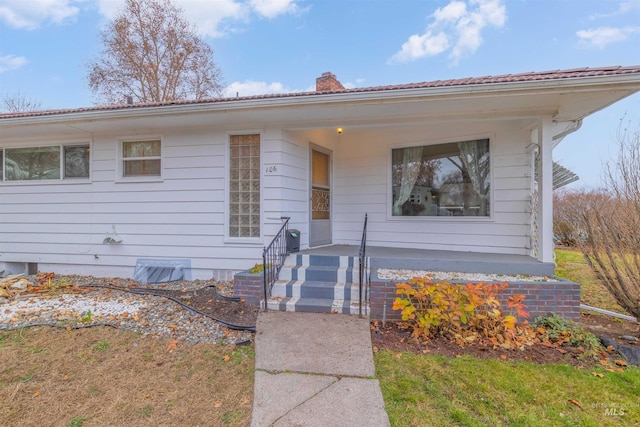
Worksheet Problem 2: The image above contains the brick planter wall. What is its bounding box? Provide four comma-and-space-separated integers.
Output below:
370, 277, 581, 322
233, 271, 263, 306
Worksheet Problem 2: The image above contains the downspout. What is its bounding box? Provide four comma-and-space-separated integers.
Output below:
552, 119, 583, 147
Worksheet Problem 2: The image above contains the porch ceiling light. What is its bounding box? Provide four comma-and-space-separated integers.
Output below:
336, 127, 343, 134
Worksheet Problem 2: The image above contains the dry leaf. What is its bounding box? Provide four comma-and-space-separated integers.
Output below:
592, 372, 604, 378
33, 391, 41, 397
372, 346, 379, 353
223, 355, 231, 362
614, 359, 628, 367
63, 375, 69, 381
214, 401, 222, 408
166, 340, 178, 352
395, 353, 402, 359
133, 315, 140, 322
500, 354, 507, 360
145, 393, 151, 399
568, 399, 583, 409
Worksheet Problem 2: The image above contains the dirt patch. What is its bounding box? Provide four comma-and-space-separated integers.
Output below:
580, 311, 640, 345
371, 312, 639, 367
0, 326, 254, 427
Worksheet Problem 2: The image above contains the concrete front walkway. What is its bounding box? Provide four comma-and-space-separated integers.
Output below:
251, 311, 390, 427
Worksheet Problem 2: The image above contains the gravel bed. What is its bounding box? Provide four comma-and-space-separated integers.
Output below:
376, 269, 559, 282
0, 275, 252, 345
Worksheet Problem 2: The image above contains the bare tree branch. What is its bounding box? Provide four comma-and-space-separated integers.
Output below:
554, 118, 640, 318
2, 92, 42, 112
87, 0, 223, 105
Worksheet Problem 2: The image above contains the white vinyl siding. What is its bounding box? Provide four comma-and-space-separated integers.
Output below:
0, 130, 266, 280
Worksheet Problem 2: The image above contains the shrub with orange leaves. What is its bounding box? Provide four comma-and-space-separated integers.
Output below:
393, 278, 535, 349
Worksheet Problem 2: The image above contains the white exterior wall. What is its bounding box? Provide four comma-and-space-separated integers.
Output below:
330, 120, 533, 255
0, 128, 285, 280
0, 117, 541, 279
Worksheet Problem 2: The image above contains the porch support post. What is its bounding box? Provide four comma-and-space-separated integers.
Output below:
537, 117, 554, 263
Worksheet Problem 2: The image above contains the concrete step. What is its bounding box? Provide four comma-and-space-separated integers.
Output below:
266, 296, 370, 316
271, 279, 364, 301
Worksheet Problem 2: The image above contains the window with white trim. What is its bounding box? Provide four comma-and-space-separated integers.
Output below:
122, 140, 161, 177
1, 144, 90, 181
229, 134, 260, 238
392, 139, 490, 217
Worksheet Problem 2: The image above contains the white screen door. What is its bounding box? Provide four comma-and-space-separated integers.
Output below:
310, 147, 331, 246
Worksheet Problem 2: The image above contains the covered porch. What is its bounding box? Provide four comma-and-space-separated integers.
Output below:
297, 244, 554, 276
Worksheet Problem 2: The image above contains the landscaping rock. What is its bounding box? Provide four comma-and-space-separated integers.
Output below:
598, 335, 618, 350
621, 335, 638, 342
618, 345, 640, 365
0, 297, 9, 305
10, 279, 29, 291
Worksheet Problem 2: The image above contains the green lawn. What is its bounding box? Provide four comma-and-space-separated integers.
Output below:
376, 350, 640, 426
555, 248, 627, 313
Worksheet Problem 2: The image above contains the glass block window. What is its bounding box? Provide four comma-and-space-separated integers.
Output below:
122, 140, 161, 177
229, 134, 260, 238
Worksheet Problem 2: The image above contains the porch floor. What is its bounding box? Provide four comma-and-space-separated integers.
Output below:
297, 245, 555, 276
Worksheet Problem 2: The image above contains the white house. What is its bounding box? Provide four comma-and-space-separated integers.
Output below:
1, 67, 639, 286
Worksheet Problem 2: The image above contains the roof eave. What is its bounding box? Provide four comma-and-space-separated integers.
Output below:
1, 73, 639, 128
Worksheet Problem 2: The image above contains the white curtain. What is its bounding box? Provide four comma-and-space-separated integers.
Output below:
393, 146, 423, 216
457, 140, 488, 214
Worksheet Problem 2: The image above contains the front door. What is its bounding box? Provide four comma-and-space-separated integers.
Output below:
310, 147, 331, 246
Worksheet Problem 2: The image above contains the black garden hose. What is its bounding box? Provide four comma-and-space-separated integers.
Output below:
79, 284, 257, 332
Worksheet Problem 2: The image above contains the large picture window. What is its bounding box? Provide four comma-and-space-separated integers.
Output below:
1, 144, 90, 181
229, 134, 260, 238
392, 139, 490, 217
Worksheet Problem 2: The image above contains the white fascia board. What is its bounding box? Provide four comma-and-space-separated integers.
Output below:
2, 73, 639, 128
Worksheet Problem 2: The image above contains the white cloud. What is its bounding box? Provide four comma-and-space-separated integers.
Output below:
391, 32, 450, 63
577, 26, 640, 48
390, 0, 506, 64
0, 0, 79, 29
0, 54, 27, 73
224, 80, 296, 97
249, 0, 298, 19
590, 0, 640, 20
96, 0, 302, 38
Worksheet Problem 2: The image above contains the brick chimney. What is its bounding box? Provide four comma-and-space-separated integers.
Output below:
315, 72, 345, 92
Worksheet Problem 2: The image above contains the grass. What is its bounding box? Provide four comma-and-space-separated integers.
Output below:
0, 327, 254, 426
554, 248, 627, 313
376, 350, 640, 426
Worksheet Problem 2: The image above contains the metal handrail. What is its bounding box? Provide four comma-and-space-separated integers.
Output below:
262, 217, 291, 310
358, 213, 369, 318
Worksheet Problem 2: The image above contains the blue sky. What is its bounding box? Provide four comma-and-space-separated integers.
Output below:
0, 0, 639, 188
